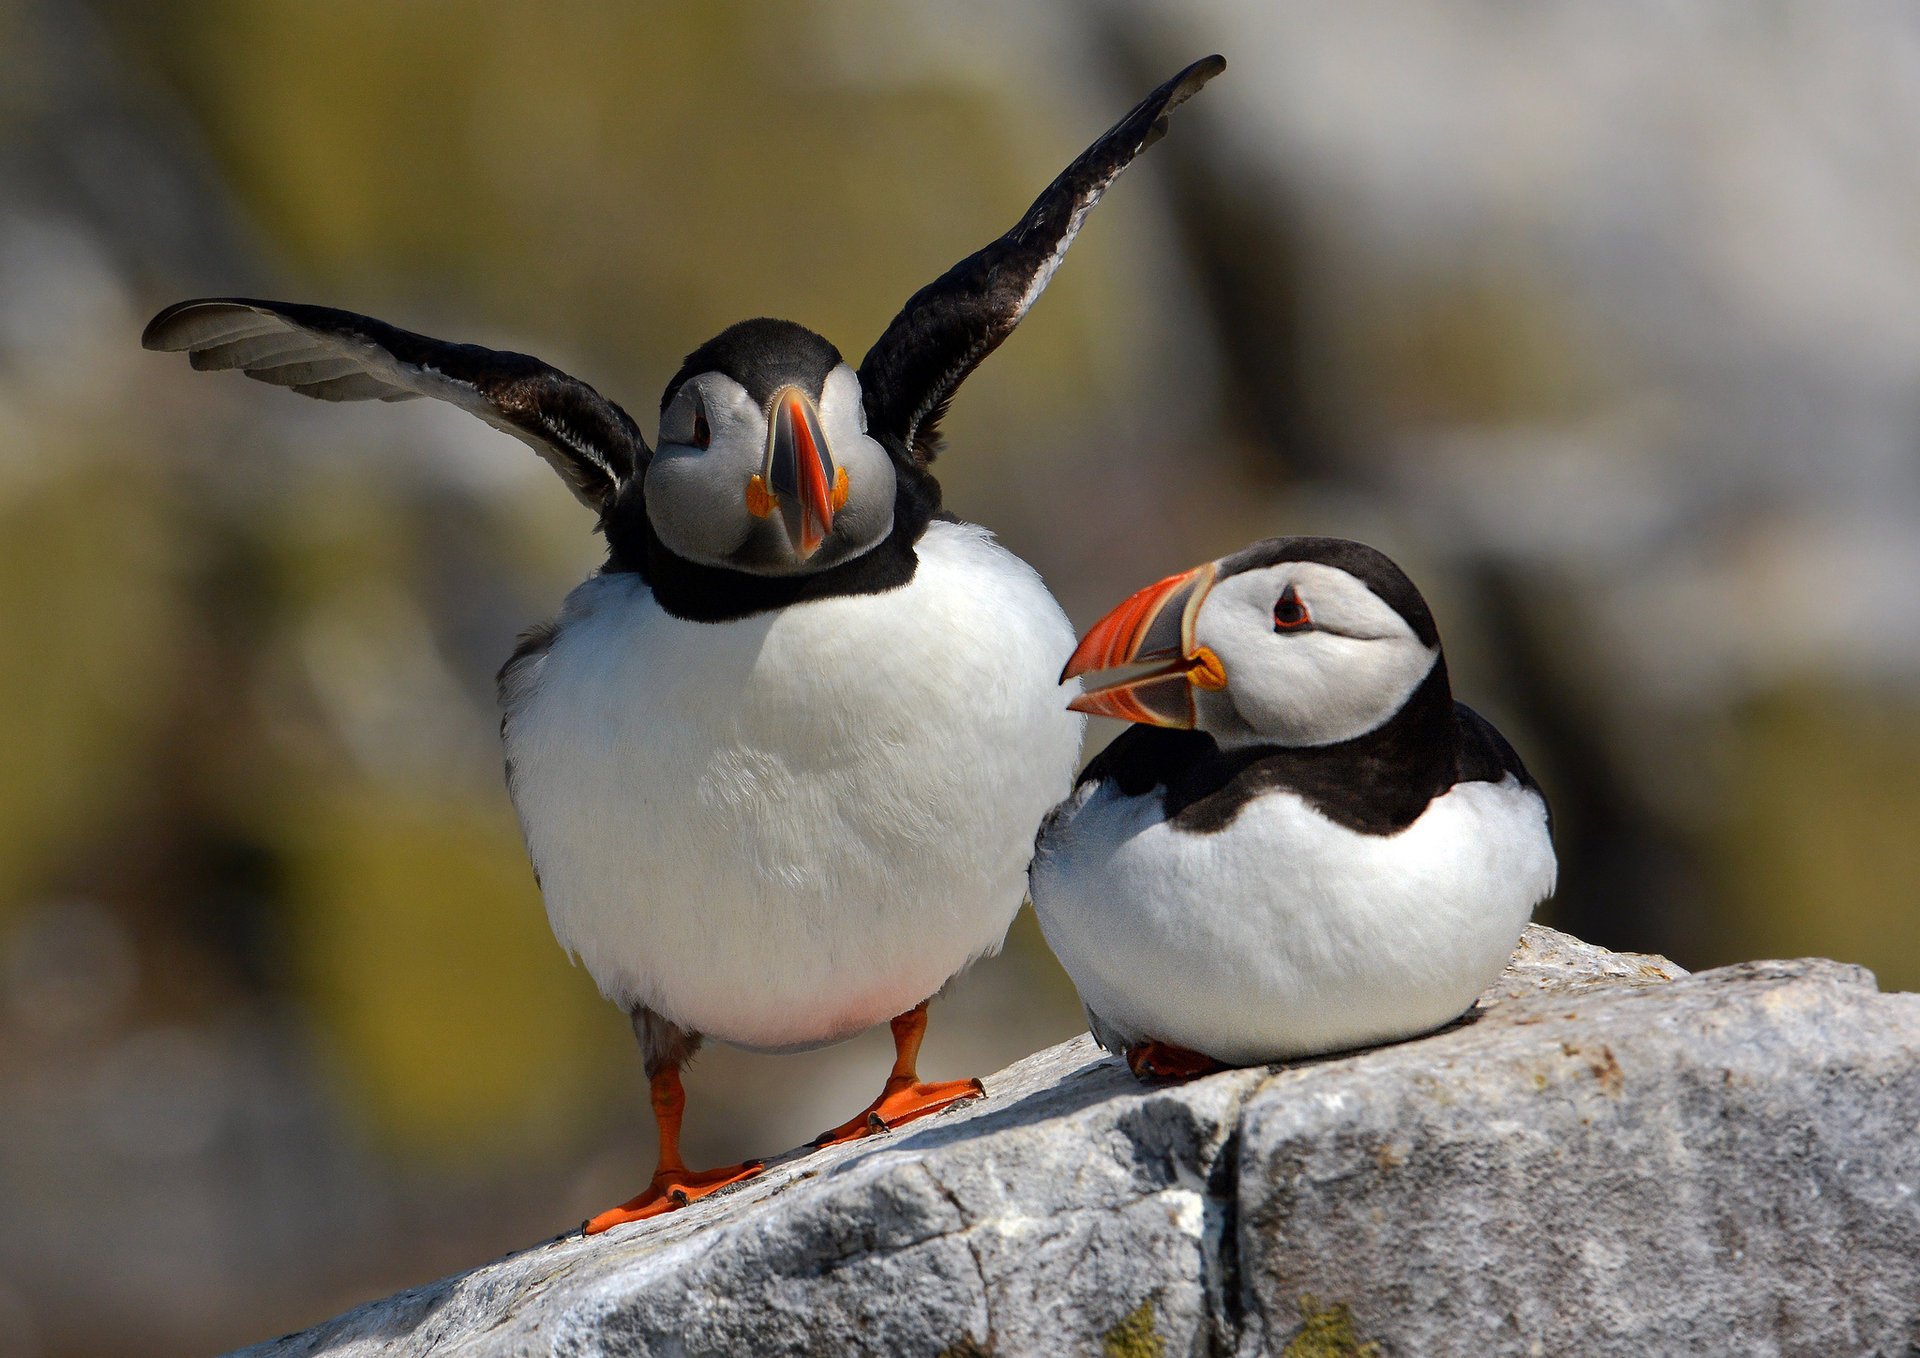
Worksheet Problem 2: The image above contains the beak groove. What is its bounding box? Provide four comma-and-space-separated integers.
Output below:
1062, 563, 1221, 728
766, 386, 837, 560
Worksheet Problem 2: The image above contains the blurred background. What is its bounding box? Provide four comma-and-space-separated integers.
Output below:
3, 0, 1918, 1352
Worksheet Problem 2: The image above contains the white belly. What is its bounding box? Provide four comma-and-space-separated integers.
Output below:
1030, 775, 1556, 1064
502, 520, 1084, 1049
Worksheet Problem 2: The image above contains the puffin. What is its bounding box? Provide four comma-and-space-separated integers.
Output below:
1029, 536, 1556, 1079
142, 55, 1225, 1232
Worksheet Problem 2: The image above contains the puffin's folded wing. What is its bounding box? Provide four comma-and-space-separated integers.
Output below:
142, 298, 646, 510
857, 55, 1223, 465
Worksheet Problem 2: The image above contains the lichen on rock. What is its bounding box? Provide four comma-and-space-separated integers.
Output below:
1102, 1299, 1165, 1358
1282, 1296, 1379, 1358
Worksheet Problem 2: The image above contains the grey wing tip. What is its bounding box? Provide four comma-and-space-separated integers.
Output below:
1169, 54, 1227, 104
140, 296, 268, 352
141, 298, 211, 351
1153, 55, 1226, 120
1133, 56, 1225, 154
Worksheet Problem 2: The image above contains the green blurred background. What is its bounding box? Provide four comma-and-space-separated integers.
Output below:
3, 2, 1918, 1353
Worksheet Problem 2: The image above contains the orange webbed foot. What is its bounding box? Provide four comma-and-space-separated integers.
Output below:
582, 1159, 763, 1235
809, 1074, 986, 1149
1124, 1040, 1223, 1083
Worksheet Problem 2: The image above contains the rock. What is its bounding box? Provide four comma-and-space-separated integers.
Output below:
231, 927, 1920, 1357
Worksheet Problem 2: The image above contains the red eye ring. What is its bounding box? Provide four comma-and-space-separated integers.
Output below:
691, 409, 712, 449
1273, 586, 1310, 631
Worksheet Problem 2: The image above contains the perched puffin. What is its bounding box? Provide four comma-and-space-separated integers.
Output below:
1030, 536, 1556, 1079
143, 56, 1224, 1231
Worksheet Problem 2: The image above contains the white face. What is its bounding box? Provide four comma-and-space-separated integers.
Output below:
643, 362, 896, 574
1190, 561, 1440, 748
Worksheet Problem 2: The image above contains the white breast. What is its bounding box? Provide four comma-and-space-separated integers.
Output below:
1030, 774, 1556, 1064
502, 520, 1084, 1050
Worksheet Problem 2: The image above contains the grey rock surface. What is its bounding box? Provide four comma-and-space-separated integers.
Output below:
234, 927, 1920, 1357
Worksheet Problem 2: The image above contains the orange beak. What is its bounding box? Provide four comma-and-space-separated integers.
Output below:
765, 386, 837, 561
1062, 562, 1226, 727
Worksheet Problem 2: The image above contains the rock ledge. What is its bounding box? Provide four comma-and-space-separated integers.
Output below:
237, 927, 1920, 1357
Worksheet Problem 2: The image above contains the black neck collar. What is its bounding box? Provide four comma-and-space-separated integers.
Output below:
600, 443, 941, 624
1082, 659, 1464, 836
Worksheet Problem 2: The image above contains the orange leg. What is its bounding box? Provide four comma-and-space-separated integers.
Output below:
583, 1065, 762, 1235
1124, 1039, 1223, 1083
809, 1003, 985, 1148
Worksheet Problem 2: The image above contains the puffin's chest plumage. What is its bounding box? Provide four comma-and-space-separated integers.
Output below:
1031, 771, 1556, 1064
501, 520, 1083, 1049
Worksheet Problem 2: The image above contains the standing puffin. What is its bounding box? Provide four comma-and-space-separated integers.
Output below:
143, 56, 1224, 1231
1030, 536, 1556, 1079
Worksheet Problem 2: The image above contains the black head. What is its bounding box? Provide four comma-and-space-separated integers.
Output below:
661, 318, 844, 413
1065, 535, 1446, 747
1217, 537, 1440, 648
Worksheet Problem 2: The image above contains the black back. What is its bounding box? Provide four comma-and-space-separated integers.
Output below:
1075, 661, 1544, 837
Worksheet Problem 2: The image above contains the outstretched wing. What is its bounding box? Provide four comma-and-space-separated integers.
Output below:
142, 298, 647, 511
858, 55, 1224, 464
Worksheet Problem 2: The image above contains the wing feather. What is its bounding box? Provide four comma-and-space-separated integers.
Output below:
858, 55, 1223, 463
144, 298, 648, 510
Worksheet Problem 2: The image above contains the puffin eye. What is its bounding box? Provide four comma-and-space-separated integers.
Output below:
1273, 586, 1310, 632
691, 408, 712, 449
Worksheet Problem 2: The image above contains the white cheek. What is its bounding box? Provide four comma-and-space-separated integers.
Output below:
1217, 638, 1348, 741
713, 400, 767, 457
1187, 561, 1440, 746
818, 364, 868, 442
835, 435, 898, 545
643, 452, 753, 560
1210, 633, 1438, 747
842, 432, 889, 479
641, 403, 766, 564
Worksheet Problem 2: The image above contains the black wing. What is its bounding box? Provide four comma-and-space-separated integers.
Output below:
1453, 702, 1541, 794
858, 55, 1224, 464
142, 298, 647, 511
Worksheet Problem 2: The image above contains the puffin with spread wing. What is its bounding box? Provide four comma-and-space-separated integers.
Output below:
144, 56, 1224, 1233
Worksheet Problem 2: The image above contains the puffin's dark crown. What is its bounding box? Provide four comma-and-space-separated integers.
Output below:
662, 318, 845, 412
1219, 536, 1439, 649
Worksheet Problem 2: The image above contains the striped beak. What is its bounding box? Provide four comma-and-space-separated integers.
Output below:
764, 385, 839, 561
1061, 563, 1226, 727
